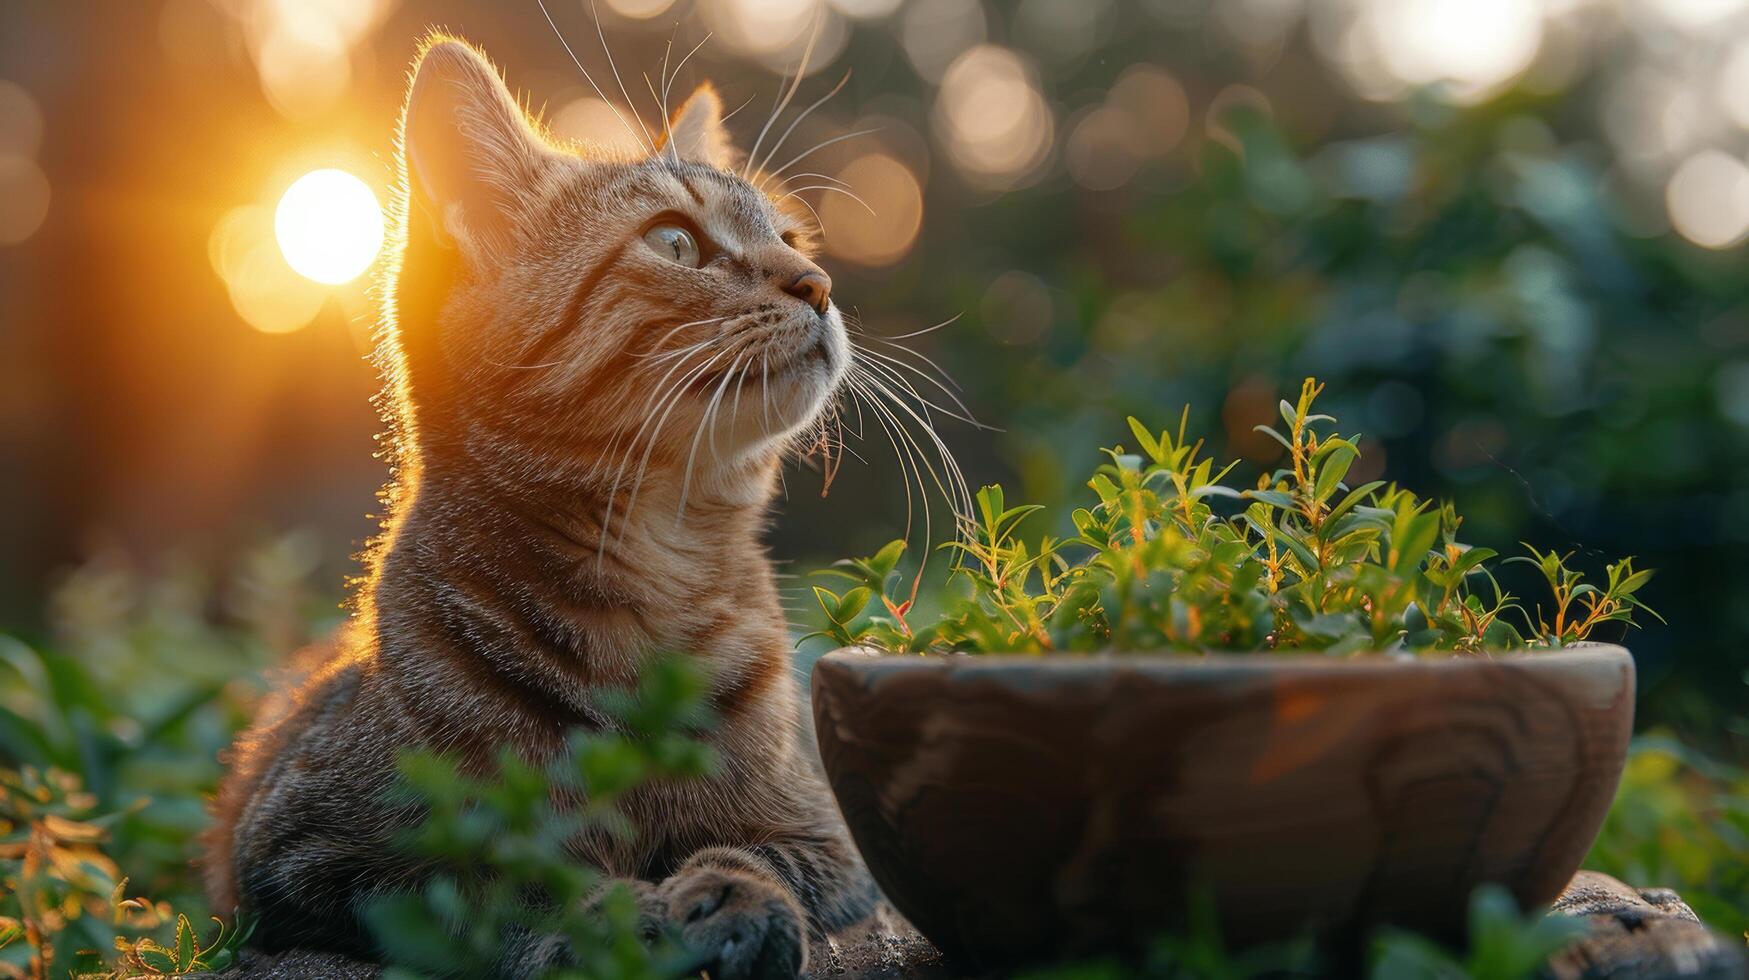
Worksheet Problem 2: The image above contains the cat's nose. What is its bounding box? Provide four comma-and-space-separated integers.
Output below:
783, 269, 832, 315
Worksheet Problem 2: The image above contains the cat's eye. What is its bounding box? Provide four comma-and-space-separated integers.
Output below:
643, 223, 702, 268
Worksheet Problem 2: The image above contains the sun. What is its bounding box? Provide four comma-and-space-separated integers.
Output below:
274, 168, 384, 285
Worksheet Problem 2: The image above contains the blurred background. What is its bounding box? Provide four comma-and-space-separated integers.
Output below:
5, 0, 1749, 763
3, 0, 1749, 949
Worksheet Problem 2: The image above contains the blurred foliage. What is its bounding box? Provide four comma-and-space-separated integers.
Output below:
368, 656, 715, 980
0, 535, 332, 976
894, 92, 1749, 751
1366, 886, 1589, 980
1017, 883, 1585, 980
0, 763, 253, 979
1584, 736, 1749, 939
0, 537, 1736, 974
811, 378, 1653, 654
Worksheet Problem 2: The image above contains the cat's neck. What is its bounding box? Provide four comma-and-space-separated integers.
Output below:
363, 449, 788, 689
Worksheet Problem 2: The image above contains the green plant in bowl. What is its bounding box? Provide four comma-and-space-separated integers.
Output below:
806, 378, 1655, 969
809, 378, 1656, 656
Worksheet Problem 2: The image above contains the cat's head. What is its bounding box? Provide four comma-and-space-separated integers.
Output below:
383, 36, 848, 495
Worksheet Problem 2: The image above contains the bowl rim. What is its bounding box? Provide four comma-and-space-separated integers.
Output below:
814, 643, 1631, 676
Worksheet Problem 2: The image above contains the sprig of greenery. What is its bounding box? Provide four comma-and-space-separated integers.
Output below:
813, 378, 1654, 655
367, 655, 717, 980
0, 766, 249, 980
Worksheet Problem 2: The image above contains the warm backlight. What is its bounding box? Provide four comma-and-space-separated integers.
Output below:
274, 168, 383, 285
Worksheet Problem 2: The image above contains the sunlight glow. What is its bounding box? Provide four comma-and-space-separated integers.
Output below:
274, 169, 383, 285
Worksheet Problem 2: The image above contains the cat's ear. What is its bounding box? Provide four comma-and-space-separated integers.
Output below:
665, 83, 737, 170
401, 37, 551, 250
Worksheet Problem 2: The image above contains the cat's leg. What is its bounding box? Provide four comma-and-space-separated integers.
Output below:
656, 829, 878, 980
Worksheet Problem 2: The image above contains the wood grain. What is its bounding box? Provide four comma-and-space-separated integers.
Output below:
811, 648, 1636, 970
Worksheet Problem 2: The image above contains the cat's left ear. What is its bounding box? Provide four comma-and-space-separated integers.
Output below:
664, 83, 737, 170
402, 37, 553, 251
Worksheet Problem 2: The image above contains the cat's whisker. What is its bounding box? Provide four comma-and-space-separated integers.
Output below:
618, 341, 744, 547
853, 354, 975, 436
727, 351, 754, 457
719, 91, 760, 126
678, 350, 746, 519
879, 312, 963, 341
779, 171, 853, 190
485, 354, 568, 371
637, 337, 718, 363
661, 33, 714, 147
645, 71, 675, 154
598, 343, 730, 560
851, 342, 986, 429
780, 185, 876, 217
845, 374, 932, 566
634, 316, 732, 361
856, 370, 962, 520
535, 0, 652, 154
763, 128, 881, 186
760, 354, 774, 441
858, 333, 965, 394
849, 362, 974, 520
744, 10, 823, 182
783, 192, 829, 244
589, 0, 658, 153
751, 69, 852, 186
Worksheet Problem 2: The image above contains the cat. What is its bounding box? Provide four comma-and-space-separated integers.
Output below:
203, 34, 880, 980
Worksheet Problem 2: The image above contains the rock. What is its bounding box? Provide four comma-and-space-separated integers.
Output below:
808, 907, 951, 980
1545, 871, 1746, 980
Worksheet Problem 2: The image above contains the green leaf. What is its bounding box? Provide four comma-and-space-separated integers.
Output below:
837, 586, 872, 622
1313, 443, 1357, 503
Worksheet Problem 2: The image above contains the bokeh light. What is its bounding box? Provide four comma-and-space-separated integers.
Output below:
1015, 0, 1112, 66
215, 0, 397, 120
0, 80, 43, 159
828, 0, 904, 19
550, 96, 647, 154
211, 204, 328, 334
0, 79, 46, 246
1665, 148, 1749, 247
980, 270, 1052, 346
0, 156, 49, 246
820, 151, 923, 266
274, 169, 384, 285
603, 0, 680, 19
900, 0, 987, 83
933, 45, 1053, 190
1321, 0, 1544, 104
1066, 64, 1189, 190
1067, 108, 1142, 192
701, 0, 848, 72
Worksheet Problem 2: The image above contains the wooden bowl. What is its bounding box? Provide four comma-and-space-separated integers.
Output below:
811, 647, 1634, 969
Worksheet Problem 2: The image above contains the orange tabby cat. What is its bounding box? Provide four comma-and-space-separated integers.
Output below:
203, 35, 877, 979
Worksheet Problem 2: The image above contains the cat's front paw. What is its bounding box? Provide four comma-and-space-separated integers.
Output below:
658, 859, 806, 980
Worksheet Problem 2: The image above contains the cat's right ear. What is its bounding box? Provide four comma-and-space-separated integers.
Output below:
401, 37, 550, 252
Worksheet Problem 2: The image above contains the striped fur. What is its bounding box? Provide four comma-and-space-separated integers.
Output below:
203, 35, 876, 978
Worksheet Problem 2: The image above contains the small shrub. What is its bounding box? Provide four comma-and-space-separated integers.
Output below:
0, 765, 250, 979
811, 378, 1656, 655
368, 655, 717, 980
